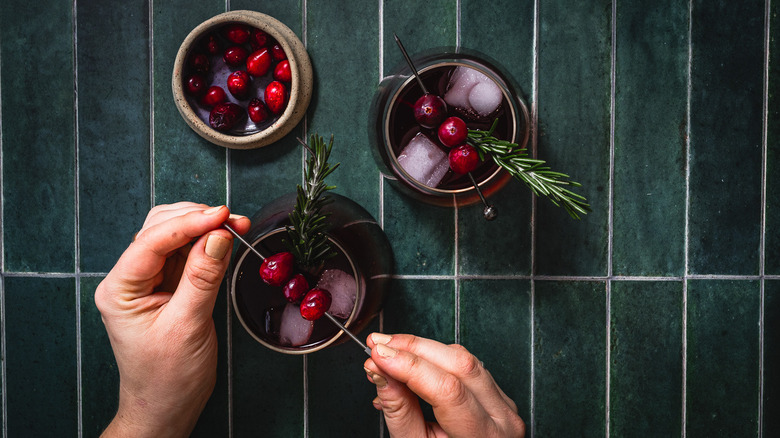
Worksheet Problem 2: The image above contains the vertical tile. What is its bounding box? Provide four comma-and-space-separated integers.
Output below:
535, 0, 611, 276
688, 0, 764, 275
79, 276, 119, 436
610, 281, 683, 437
152, 1, 227, 206
765, 280, 780, 436
306, 1, 381, 217
460, 279, 531, 420
612, 0, 688, 276
382, 278, 455, 344
686, 279, 760, 436
767, 0, 780, 275
1, 1, 75, 272
534, 281, 606, 437
77, 1, 152, 273
5, 277, 77, 436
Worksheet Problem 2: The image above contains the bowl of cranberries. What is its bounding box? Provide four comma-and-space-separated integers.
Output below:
172, 10, 313, 149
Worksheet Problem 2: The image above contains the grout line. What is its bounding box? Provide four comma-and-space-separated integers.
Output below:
530, 0, 540, 435
453, 195, 460, 344
377, 5, 386, 436
682, 0, 694, 434
72, 0, 83, 434
605, 1, 617, 435
301, 4, 310, 438
149, 0, 156, 207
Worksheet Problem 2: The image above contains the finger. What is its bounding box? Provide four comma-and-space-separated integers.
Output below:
369, 343, 499, 438
363, 359, 429, 438
137, 203, 211, 239
369, 333, 513, 417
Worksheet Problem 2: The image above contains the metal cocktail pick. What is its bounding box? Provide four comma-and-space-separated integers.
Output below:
222, 223, 372, 356
393, 34, 497, 221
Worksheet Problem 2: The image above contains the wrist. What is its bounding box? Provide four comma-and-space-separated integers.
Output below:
101, 385, 203, 438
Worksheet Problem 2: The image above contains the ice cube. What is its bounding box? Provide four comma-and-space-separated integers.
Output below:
444, 66, 480, 109
279, 302, 314, 346
397, 133, 450, 187
317, 269, 357, 318
468, 80, 503, 116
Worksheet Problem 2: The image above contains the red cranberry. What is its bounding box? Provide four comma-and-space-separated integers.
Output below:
247, 98, 270, 123
273, 60, 291, 82
448, 144, 481, 174
188, 53, 210, 73
200, 86, 227, 107
437, 116, 468, 148
259, 252, 294, 287
223, 46, 249, 68
414, 94, 447, 129
300, 288, 332, 321
283, 274, 309, 303
271, 43, 286, 61
223, 23, 251, 44
203, 33, 220, 55
264, 81, 287, 115
227, 70, 251, 100
250, 28, 268, 50
185, 74, 207, 97
246, 48, 272, 77
209, 102, 246, 132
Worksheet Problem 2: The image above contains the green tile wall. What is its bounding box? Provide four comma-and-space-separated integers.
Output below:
1, 0, 777, 437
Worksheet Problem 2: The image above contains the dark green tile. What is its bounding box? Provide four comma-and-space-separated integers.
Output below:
766, 280, 780, 436
232, 318, 304, 436
534, 281, 606, 437
687, 0, 764, 275
1, 1, 75, 272
382, 278, 455, 343
5, 277, 77, 436
686, 279, 759, 436
77, 0, 152, 273
307, 0, 380, 217
308, 319, 381, 438
767, 0, 780, 276
535, 0, 611, 277
612, 0, 688, 276
460, 279, 531, 421
382, 184, 455, 275
610, 281, 683, 437
80, 276, 119, 436
152, 1, 227, 206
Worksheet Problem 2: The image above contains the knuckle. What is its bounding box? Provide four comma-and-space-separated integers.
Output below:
184, 259, 224, 290
450, 345, 482, 379
436, 372, 469, 408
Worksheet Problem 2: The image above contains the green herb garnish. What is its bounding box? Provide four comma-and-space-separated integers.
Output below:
468, 119, 590, 219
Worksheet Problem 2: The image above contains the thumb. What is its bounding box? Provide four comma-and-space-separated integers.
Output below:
364, 359, 431, 438
168, 229, 234, 321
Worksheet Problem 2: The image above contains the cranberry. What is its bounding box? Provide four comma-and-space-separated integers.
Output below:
223, 45, 249, 68
250, 28, 268, 50
185, 74, 207, 97
300, 288, 332, 321
282, 274, 309, 303
448, 144, 481, 174
203, 33, 220, 55
227, 70, 251, 100
273, 59, 291, 82
247, 98, 270, 123
259, 252, 294, 287
246, 48, 272, 77
437, 116, 468, 148
188, 53, 210, 73
224, 23, 251, 44
200, 86, 227, 107
414, 94, 447, 129
264, 81, 287, 115
209, 102, 246, 132
271, 43, 286, 61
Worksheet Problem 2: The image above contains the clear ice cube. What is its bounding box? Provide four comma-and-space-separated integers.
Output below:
469, 81, 503, 116
317, 269, 357, 319
444, 66, 502, 116
397, 132, 449, 187
279, 302, 314, 346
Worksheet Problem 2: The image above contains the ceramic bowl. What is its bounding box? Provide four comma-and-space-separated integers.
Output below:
172, 10, 313, 149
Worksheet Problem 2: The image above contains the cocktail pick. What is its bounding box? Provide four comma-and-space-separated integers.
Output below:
393, 33, 498, 221
222, 222, 371, 356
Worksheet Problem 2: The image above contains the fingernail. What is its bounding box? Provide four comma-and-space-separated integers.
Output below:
228, 213, 246, 221
364, 367, 387, 388
204, 206, 223, 215
372, 396, 383, 410
375, 343, 397, 359
371, 332, 392, 345
205, 234, 230, 259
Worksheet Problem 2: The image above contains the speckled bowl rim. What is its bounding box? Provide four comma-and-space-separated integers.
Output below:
172, 10, 313, 149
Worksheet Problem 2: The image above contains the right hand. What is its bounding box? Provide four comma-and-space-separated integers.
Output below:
363, 333, 525, 438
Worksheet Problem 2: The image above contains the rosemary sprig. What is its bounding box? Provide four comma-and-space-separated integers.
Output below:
467, 120, 590, 219
285, 134, 340, 270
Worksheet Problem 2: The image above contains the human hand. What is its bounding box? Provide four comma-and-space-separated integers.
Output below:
363, 333, 525, 438
95, 203, 250, 437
